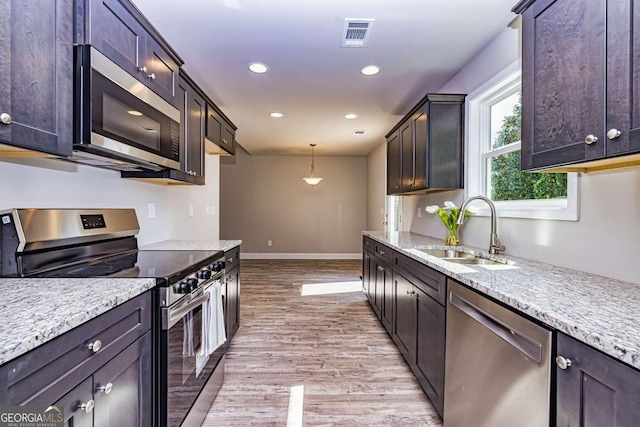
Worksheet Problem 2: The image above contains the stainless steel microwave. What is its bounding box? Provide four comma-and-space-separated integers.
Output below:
72, 46, 180, 172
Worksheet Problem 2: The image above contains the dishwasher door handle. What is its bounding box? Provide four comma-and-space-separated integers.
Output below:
450, 292, 543, 363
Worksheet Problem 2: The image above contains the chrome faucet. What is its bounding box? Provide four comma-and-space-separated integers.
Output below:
457, 195, 506, 255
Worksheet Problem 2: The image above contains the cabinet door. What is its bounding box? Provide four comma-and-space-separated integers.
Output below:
412, 107, 428, 190
365, 251, 376, 305
93, 331, 152, 427
185, 84, 205, 177
90, 0, 147, 81
362, 250, 371, 295
606, 0, 640, 156
379, 261, 393, 334
221, 123, 236, 155
226, 266, 240, 340
556, 332, 640, 427
428, 99, 464, 189
0, 0, 73, 156
386, 130, 401, 194
415, 287, 445, 417
392, 273, 415, 362
400, 120, 414, 191
54, 377, 94, 427
144, 35, 178, 105
520, 0, 606, 170
206, 106, 223, 142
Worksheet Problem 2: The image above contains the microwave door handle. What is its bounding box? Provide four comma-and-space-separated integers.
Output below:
164, 293, 209, 330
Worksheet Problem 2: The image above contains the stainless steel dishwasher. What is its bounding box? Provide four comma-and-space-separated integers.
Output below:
444, 280, 551, 426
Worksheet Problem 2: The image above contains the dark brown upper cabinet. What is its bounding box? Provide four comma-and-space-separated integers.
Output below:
386, 94, 465, 195
0, 0, 74, 157
205, 104, 236, 156
83, 0, 183, 106
514, 0, 640, 172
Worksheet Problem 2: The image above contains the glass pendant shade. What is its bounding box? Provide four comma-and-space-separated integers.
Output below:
303, 144, 323, 185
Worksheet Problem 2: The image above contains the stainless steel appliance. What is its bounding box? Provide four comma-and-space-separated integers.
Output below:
444, 280, 551, 426
0, 208, 227, 427
73, 46, 181, 172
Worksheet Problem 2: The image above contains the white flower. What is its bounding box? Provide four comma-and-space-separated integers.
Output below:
467, 206, 479, 214
425, 205, 440, 214
443, 201, 457, 210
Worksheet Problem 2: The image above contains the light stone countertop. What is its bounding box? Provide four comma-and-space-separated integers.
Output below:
364, 231, 640, 370
141, 239, 242, 252
0, 278, 156, 366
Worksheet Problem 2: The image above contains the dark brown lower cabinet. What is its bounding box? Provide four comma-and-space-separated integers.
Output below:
556, 332, 640, 426
225, 266, 240, 340
376, 258, 393, 333
54, 377, 94, 427
391, 269, 445, 417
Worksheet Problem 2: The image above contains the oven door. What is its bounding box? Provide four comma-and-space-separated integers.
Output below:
159, 289, 225, 427
78, 46, 181, 170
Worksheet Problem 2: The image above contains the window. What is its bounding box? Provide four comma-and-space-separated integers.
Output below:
467, 61, 579, 221
386, 195, 402, 232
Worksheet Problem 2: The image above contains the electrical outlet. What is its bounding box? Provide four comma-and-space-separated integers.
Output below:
417, 207, 422, 218
267, 240, 273, 247
211, 205, 216, 215
188, 204, 194, 217
148, 203, 156, 219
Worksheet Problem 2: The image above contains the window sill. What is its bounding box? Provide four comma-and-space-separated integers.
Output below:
471, 199, 579, 221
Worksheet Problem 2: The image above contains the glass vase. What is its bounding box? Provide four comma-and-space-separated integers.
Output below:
445, 228, 460, 246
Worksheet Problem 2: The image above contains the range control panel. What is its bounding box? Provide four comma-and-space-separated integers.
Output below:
80, 214, 106, 229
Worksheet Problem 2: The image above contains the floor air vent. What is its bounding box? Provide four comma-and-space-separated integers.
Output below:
341, 19, 375, 48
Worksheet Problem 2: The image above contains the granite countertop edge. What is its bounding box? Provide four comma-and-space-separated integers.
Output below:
363, 231, 640, 370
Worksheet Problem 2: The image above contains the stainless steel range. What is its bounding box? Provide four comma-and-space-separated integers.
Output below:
0, 208, 227, 427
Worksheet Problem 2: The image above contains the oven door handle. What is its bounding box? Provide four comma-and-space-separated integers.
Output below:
163, 293, 209, 330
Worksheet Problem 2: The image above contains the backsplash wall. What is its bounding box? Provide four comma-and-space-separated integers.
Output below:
0, 155, 220, 245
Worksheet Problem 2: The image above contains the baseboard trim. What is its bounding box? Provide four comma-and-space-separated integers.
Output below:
241, 253, 362, 260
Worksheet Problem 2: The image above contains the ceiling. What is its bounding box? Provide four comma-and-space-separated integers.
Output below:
132, 0, 516, 156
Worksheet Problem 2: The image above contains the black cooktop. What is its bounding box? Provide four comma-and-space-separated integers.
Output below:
33, 250, 223, 286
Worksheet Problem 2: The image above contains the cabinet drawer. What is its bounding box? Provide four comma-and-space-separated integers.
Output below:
363, 236, 374, 251
225, 246, 240, 271
394, 251, 446, 306
0, 291, 151, 405
375, 242, 393, 264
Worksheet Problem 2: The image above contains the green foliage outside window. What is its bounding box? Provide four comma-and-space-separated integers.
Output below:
490, 101, 567, 201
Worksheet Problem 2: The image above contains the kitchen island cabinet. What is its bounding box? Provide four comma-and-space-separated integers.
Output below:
0, 291, 152, 426
514, 0, 640, 172
0, 0, 74, 157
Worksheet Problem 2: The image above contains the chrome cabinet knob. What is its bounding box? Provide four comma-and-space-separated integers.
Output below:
0, 113, 11, 124
379, 250, 386, 255
607, 129, 621, 140
556, 355, 572, 370
138, 66, 148, 73
79, 399, 95, 413
377, 266, 384, 271
87, 339, 102, 353
97, 382, 113, 395
227, 257, 233, 263
147, 73, 156, 80
584, 135, 598, 145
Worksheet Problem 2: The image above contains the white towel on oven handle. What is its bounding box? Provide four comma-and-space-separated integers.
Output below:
203, 282, 226, 356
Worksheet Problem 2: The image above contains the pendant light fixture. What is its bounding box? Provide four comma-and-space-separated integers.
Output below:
302, 144, 323, 186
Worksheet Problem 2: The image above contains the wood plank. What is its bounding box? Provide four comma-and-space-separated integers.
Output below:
203, 260, 442, 426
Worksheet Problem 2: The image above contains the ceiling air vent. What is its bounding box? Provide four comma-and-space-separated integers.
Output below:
353, 130, 366, 135
341, 19, 375, 48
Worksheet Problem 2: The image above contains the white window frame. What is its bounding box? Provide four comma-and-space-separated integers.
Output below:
466, 60, 580, 221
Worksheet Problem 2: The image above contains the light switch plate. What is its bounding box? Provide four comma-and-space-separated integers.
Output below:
148, 203, 156, 219
417, 207, 422, 218
188, 204, 194, 217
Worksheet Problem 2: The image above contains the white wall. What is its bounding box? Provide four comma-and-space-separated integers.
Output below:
367, 142, 387, 231
0, 155, 220, 245
368, 24, 640, 284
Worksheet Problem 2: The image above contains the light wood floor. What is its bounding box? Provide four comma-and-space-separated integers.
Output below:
203, 260, 442, 426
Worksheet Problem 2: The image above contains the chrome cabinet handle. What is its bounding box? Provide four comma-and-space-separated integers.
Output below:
138, 66, 148, 73
607, 129, 621, 140
222, 138, 228, 144
0, 113, 11, 124
87, 339, 102, 353
79, 399, 95, 413
584, 134, 598, 145
227, 257, 233, 263
97, 382, 113, 395
556, 355, 572, 370
377, 266, 384, 271
147, 73, 156, 80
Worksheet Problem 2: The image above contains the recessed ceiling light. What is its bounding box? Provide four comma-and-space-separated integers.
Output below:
248, 62, 269, 74
128, 110, 143, 116
270, 112, 283, 118
345, 114, 358, 119
360, 65, 380, 76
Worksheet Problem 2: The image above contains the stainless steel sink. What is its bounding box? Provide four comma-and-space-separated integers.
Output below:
418, 248, 511, 266
418, 249, 476, 259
